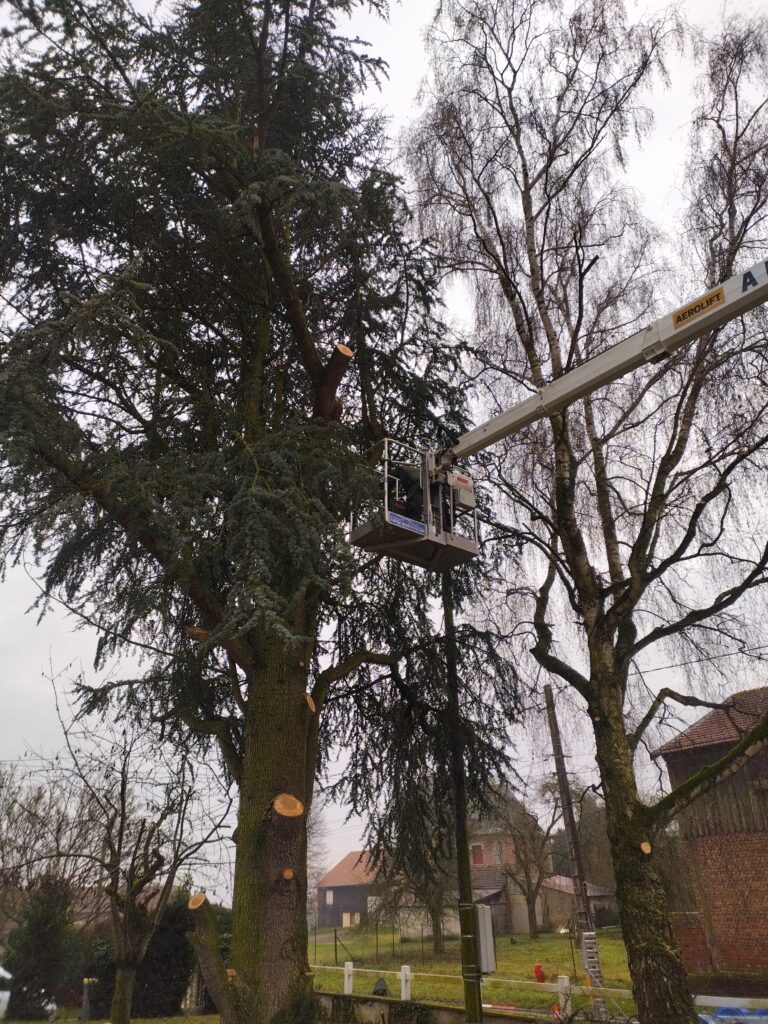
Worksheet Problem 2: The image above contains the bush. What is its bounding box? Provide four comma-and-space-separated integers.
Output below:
87, 896, 197, 1018
3, 877, 75, 1019
133, 899, 196, 1016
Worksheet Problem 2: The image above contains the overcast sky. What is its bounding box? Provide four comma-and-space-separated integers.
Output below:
1, 0, 766, 880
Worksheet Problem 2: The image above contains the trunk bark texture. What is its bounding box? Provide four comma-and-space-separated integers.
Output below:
229, 631, 316, 1024
430, 906, 445, 956
526, 896, 539, 940
110, 966, 137, 1024
593, 682, 697, 1024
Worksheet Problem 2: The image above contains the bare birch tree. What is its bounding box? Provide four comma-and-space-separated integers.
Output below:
409, 3, 768, 1021
12, 714, 231, 1024
495, 786, 560, 940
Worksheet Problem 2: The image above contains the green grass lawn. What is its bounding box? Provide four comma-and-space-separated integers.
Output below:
310, 926, 634, 1014
4, 929, 633, 1023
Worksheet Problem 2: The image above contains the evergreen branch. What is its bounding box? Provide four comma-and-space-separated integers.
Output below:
158, 710, 242, 785
23, 566, 175, 660
258, 210, 354, 418
16, 388, 254, 675
316, 650, 400, 687
258, 208, 323, 384
312, 650, 400, 709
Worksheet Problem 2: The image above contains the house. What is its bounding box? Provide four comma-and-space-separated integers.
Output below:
469, 803, 544, 933
394, 794, 618, 942
398, 880, 508, 941
654, 686, 768, 973
539, 875, 617, 930
469, 805, 617, 935
316, 851, 377, 928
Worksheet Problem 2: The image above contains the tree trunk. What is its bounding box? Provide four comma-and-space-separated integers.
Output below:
525, 895, 539, 940
110, 966, 137, 1024
430, 906, 445, 956
229, 633, 315, 1024
593, 685, 697, 1024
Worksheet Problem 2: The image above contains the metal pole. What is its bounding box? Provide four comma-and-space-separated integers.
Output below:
544, 683, 605, 1007
314, 918, 318, 964
375, 922, 379, 965
544, 684, 594, 934
335, 927, 338, 966
442, 569, 483, 1024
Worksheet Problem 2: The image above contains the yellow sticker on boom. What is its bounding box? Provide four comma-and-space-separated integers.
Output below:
672, 286, 725, 329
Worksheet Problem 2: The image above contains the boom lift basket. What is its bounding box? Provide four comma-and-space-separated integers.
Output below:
349, 438, 480, 572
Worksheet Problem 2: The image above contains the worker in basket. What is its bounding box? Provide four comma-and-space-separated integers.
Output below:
389, 463, 423, 522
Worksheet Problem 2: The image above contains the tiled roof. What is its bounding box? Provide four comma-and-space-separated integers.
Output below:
542, 874, 615, 898
654, 686, 768, 758
317, 851, 377, 889
471, 864, 507, 890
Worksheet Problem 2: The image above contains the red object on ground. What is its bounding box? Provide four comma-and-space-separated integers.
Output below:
534, 963, 546, 983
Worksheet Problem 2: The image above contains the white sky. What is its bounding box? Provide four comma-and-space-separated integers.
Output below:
1, 0, 766, 881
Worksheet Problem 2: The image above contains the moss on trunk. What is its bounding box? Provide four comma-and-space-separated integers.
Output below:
110, 966, 137, 1024
593, 685, 697, 1024
430, 907, 445, 956
229, 633, 315, 1024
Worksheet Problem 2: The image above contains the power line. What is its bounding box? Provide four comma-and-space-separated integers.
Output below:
629, 642, 768, 677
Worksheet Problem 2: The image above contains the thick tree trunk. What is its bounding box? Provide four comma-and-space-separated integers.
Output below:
525, 895, 539, 940
110, 966, 137, 1024
229, 633, 315, 1024
593, 685, 697, 1024
430, 906, 445, 956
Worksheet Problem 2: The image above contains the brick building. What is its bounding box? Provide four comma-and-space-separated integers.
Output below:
316, 851, 377, 928
655, 686, 768, 974
469, 810, 617, 934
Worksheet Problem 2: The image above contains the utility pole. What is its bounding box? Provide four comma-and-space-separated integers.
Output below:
544, 684, 606, 1005
442, 570, 483, 1024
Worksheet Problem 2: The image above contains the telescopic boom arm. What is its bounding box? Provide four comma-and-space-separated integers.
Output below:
440, 258, 768, 464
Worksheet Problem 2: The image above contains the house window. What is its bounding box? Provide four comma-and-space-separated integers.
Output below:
471, 844, 484, 865
493, 841, 502, 864
326, 890, 334, 906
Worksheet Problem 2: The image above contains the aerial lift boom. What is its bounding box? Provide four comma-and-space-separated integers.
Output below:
441, 257, 768, 464
350, 258, 768, 569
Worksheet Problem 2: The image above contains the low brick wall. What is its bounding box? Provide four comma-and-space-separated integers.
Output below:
315, 991, 545, 1024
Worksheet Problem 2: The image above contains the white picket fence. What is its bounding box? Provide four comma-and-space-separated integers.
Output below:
312, 962, 768, 1015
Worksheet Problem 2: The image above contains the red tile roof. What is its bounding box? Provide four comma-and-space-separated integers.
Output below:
316, 851, 377, 889
655, 686, 768, 757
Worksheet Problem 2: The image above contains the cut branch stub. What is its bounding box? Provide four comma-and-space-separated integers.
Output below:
188, 892, 207, 911
185, 626, 212, 642
188, 893, 256, 1024
273, 794, 304, 818
187, 892, 237, 1024
305, 693, 316, 714
282, 868, 295, 881
313, 343, 354, 419
640, 841, 652, 856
